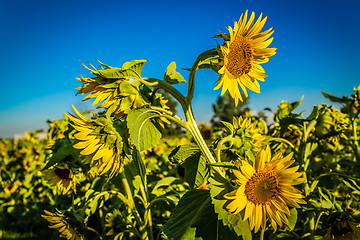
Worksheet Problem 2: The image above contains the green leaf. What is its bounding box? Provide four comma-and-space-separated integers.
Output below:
43, 144, 79, 171
321, 90, 349, 103
197, 48, 221, 72
163, 189, 241, 240
169, 144, 200, 164
221, 121, 234, 135
132, 148, 146, 188
127, 108, 162, 151
285, 208, 298, 231
169, 144, 209, 189
306, 105, 319, 120
183, 152, 209, 189
291, 96, 304, 110
151, 177, 178, 196
122, 156, 143, 196
208, 171, 252, 239
91, 60, 147, 81
164, 61, 186, 85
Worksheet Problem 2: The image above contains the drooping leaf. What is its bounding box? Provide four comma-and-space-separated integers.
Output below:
164, 61, 186, 85
127, 108, 162, 151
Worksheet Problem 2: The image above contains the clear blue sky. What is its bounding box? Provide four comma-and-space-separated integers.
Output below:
1, 0, 360, 138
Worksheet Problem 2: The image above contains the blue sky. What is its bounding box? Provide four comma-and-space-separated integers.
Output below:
1, 0, 360, 138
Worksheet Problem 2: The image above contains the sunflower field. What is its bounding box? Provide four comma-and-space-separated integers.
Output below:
1, 10, 360, 240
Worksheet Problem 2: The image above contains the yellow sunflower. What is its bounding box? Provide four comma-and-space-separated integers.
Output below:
43, 165, 78, 194
224, 146, 306, 233
214, 10, 276, 106
66, 106, 123, 178
42, 209, 84, 240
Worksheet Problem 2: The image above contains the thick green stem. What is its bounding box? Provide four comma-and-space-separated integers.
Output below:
140, 185, 154, 240
120, 171, 148, 240
185, 106, 225, 176
351, 119, 359, 161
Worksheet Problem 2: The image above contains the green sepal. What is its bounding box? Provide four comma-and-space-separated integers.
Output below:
127, 107, 162, 151
196, 48, 220, 72
164, 61, 186, 85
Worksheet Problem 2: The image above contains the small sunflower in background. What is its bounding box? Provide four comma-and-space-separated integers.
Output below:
42, 209, 84, 240
43, 164, 78, 195
214, 10, 276, 106
224, 146, 306, 233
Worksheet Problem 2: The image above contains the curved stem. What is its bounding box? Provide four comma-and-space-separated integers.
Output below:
187, 48, 218, 102
216, 136, 235, 163
149, 106, 189, 130
141, 78, 189, 113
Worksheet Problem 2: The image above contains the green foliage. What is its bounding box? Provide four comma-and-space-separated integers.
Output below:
169, 144, 209, 189
164, 62, 186, 85
127, 107, 163, 151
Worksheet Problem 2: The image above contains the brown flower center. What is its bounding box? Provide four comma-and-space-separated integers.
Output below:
244, 171, 279, 204
226, 36, 252, 78
55, 168, 70, 180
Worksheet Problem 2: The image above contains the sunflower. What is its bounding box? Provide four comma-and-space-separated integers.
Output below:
214, 10, 276, 106
224, 146, 306, 233
42, 209, 84, 240
66, 106, 125, 178
43, 165, 78, 194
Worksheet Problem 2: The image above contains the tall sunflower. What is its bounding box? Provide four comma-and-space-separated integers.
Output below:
224, 146, 306, 233
214, 10, 276, 106
42, 209, 84, 240
43, 165, 78, 194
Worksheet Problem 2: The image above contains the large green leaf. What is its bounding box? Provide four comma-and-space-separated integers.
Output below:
127, 108, 162, 151
208, 171, 252, 239
163, 189, 241, 240
169, 144, 209, 189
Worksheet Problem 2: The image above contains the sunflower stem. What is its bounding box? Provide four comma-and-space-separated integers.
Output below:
187, 48, 218, 102
185, 105, 225, 176
141, 76, 225, 176
120, 171, 148, 240
260, 228, 265, 240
